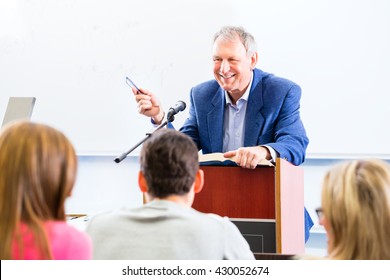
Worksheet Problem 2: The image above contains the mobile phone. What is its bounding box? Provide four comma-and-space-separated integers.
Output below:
125, 76, 143, 94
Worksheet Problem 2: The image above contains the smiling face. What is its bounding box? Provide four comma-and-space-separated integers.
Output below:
212, 34, 257, 103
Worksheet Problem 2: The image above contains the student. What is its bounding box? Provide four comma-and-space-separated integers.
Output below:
0, 121, 92, 260
86, 129, 255, 260
133, 25, 313, 242
318, 159, 390, 259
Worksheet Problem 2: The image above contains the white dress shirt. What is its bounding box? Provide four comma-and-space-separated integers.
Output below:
222, 72, 277, 161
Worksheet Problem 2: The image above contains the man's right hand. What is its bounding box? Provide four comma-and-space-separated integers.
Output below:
132, 87, 165, 124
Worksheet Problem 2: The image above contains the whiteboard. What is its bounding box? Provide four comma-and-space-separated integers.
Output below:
1, 0, 390, 158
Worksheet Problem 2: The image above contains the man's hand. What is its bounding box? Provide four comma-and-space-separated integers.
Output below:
132, 87, 165, 124
223, 146, 271, 169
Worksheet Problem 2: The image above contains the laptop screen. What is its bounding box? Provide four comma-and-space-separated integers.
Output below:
1, 97, 36, 128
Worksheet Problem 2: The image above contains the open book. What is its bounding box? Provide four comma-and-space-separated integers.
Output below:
199, 152, 274, 167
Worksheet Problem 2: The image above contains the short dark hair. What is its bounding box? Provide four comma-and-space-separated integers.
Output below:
140, 129, 199, 198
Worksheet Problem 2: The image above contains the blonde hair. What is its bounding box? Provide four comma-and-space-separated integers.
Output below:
0, 121, 77, 259
321, 159, 390, 259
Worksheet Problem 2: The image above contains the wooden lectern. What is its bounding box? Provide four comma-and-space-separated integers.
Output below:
192, 158, 304, 254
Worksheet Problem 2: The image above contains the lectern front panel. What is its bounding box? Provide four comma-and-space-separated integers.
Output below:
194, 166, 275, 219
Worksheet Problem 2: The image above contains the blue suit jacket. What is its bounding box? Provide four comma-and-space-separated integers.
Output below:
179, 68, 309, 166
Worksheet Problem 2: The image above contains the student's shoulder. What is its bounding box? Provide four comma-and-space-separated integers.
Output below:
193, 211, 235, 228
47, 221, 91, 244
86, 208, 131, 227
45, 222, 92, 259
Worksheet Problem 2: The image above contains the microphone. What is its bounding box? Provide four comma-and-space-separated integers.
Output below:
115, 102, 184, 163
167, 101, 186, 120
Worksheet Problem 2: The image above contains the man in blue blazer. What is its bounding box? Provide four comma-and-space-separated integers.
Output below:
133, 25, 313, 240
179, 68, 308, 166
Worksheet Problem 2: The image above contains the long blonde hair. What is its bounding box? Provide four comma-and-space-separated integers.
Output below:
321, 159, 390, 259
0, 121, 77, 259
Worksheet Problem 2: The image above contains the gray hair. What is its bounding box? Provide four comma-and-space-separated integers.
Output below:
213, 26, 257, 56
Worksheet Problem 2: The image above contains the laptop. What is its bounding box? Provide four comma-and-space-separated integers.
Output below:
1, 97, 36, 128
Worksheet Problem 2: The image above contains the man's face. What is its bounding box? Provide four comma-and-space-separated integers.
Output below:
212, 35, 257, 98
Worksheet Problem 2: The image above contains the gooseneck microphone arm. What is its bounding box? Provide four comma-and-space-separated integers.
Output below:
114, 101, 185, 163
114, 118, 171, 163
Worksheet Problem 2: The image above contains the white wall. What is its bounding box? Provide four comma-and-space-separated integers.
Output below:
65, 156, 143, 215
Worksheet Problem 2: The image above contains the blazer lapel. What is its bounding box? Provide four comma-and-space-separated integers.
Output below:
207, 88, 225, 152
244, 69, 265, 147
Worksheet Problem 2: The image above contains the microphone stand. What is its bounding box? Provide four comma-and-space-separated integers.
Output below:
114, 115, 175, 163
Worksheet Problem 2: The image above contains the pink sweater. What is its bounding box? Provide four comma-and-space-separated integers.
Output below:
12, 221, 92, 260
